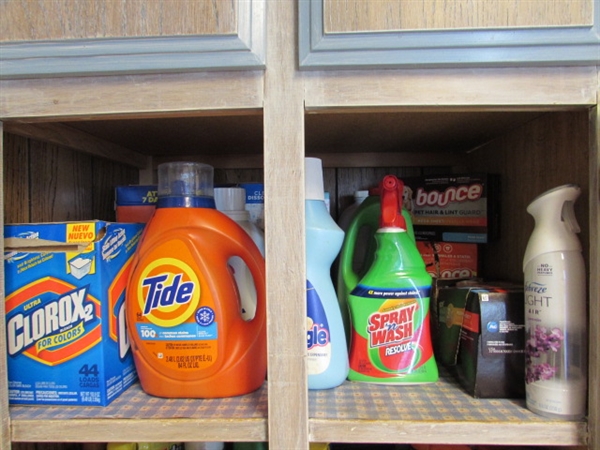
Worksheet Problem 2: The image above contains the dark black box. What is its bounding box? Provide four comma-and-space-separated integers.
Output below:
434, 281, 525, 398
457, 284, 525, 398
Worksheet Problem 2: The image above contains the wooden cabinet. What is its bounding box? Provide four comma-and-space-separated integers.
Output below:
1, 1, 599, 450
299, 0, 600, 68
0, 0, 265, 78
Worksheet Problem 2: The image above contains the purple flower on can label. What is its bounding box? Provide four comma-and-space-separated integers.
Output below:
525, 325, 564, 384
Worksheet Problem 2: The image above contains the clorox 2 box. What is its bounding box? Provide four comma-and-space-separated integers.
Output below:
4, 221, 144, 406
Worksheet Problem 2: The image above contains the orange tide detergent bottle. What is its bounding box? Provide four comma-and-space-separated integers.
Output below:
126, 162, 266, 398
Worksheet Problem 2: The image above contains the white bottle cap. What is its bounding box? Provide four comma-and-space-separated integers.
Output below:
214, 187, 246, 211
305, 157, 324, 201
355, 190, 369, 202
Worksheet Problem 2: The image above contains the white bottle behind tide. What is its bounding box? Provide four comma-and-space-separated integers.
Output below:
305, 157, 349, 389
523, 184, 587, 420
337, 189, 369, 231
215, 187, 265, 321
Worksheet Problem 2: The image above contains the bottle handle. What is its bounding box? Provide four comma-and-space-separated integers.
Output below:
562, 200, 581, 234
339, 215, 361, 291
221, 232, 267, 334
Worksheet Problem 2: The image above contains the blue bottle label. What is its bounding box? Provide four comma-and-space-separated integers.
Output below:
306, 280, 331, 375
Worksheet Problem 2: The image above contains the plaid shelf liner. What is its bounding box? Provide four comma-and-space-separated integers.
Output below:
10, 371, 564, 423
309, 368, 548, 422
9, 382, 268, 420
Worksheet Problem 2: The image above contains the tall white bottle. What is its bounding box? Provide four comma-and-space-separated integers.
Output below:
305, 157, 349, 389
523, 184, 587, 420
337, 189, 369, 231
214, 187, 265, 321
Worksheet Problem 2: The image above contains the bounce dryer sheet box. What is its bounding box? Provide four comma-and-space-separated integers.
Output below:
3, 221, 144, 406
115, 185, 158, 223
404, 174, 500, 243
416, 241, 478, 280
453, 283, 526, 398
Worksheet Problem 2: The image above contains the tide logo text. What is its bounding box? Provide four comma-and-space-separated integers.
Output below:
142, 274, 195, 315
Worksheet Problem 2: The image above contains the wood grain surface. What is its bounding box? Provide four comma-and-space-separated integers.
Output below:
0, 0, 236, 42
324, 0, 593, 33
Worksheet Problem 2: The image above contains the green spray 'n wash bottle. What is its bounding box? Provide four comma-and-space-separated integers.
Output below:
337, 186, 415, 348
348, 175, 438, 383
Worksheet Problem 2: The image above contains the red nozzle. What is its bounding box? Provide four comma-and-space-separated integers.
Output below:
380, 175, 407, 229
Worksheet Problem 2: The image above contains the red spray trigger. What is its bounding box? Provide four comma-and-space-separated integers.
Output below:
380, 175, 407, 229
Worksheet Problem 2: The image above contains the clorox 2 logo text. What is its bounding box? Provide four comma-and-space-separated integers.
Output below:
7, 285, 96, 357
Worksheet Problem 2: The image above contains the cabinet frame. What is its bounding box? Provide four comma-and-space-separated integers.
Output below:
1, 1, 599, 448
1, 67, 598, 450
299, 0, 600, 69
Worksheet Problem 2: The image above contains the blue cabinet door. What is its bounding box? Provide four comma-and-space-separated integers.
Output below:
299, 0, 600, 69
0, 0, 266, 79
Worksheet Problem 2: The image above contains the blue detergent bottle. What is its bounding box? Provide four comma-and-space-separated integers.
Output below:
305, 157, 349, 389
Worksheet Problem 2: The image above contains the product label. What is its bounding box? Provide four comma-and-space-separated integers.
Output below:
66, 222, 97, 243
240, 183, 265, 230
524, 253, 587, 417
306, 280, 331, 375
525, 258, 562, 386
348, 285, 434, 379
416, 241, 478, 279
403, 174, 496, 243
414, 183, 483, 207
130, 240, 218, 371
5, 279, 101, 365
482, 319, 524, 357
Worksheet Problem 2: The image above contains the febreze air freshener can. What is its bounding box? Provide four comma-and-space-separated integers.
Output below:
126, 162, 267, 398
348, 176, 438, 383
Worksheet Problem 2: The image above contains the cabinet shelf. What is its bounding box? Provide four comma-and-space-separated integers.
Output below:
9, 383, 268, 443
9, 372, 587, 446
308, 371, 587, 446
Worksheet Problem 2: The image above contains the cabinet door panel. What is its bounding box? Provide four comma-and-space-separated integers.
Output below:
0, 0, 265, 78
325, 0, 592, 33
300, 0, 600, 68
0, 0, 236, 41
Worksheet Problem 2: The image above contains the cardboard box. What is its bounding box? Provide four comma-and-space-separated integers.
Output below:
115, 185, 158, 223
239, 183, 264, 230
417, 241, 478, 279
4, 221, 144, 406
435, 282, 471, 367
404, 173, 500, 243
434, 282, 525, 398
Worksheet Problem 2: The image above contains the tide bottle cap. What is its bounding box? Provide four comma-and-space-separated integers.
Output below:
157, 161, 215, 208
